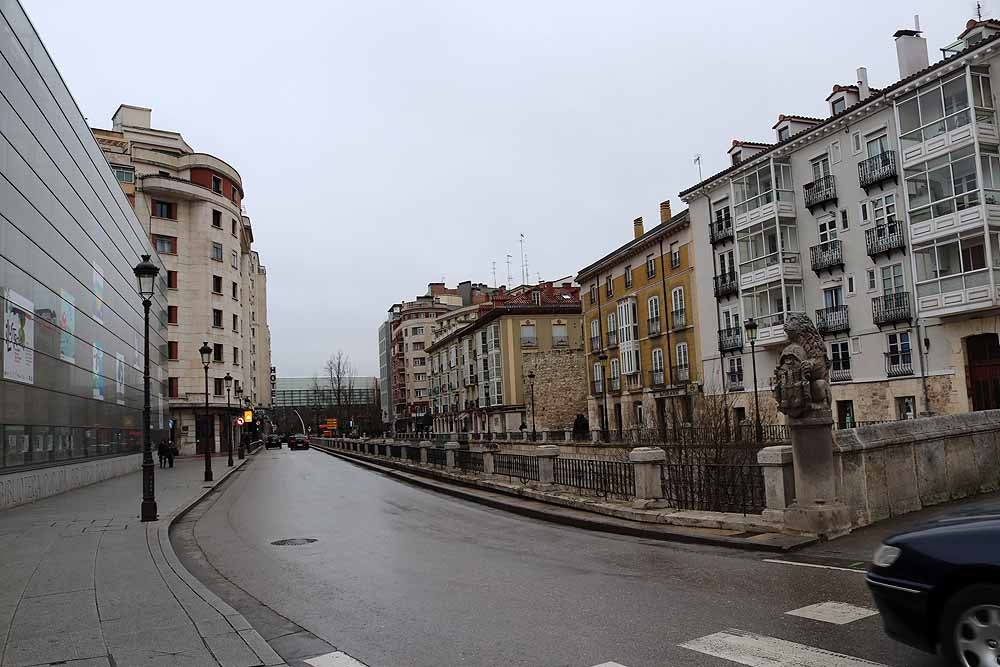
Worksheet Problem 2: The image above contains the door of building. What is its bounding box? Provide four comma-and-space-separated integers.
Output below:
196, 413, 215, 455
968, 334, 1000, 411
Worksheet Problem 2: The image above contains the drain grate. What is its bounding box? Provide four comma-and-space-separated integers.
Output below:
271, 538, 318, 546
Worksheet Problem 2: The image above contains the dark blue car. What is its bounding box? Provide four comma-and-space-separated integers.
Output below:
867, 506, 1000, 666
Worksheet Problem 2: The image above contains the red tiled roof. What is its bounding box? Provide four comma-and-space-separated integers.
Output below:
771, 114, 823, 129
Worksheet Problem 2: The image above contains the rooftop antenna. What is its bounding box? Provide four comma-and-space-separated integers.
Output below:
491, 261, 497, 288
977, 1, 984, 20
519, 234, 527, 285
694, 154, 703, 181
505, 254, 513, 285
536, 271, 541, 284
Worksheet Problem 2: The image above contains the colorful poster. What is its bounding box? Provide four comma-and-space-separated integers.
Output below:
3, 289, 34, 384
92, 341, 105, 400
92, 262, 105, 325
58, 289, 76, 363
115, 352, 126, 405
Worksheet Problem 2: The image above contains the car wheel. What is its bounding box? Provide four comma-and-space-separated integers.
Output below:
941, 584, 1000, 666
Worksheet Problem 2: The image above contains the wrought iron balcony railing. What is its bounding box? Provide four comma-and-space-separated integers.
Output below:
718, 327, 743, 352
714, 271, 739, 298
649, 369, 666, 387
830, 366, 852, 383
607, 330, 618, 347
885, 353, 913, 378
590, 335, 602, 352
591, 380, 604, 395
672, 308, 687, 329
865, 223, 905, 258
872, 292, 911, 325
710, 219, 734, 245
647, 316, 662, 336
809, 239, 844, 273
726, 372, 744, 391
673, 365, 691, 384
803, 174, 837, 209
816, 305, 850, 334
858, 150, 897, 191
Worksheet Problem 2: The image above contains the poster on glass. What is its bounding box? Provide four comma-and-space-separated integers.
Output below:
4, 288, 35, 384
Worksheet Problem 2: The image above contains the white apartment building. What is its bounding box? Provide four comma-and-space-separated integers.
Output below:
93, 105, 272, 453
682, 17, 1000, 426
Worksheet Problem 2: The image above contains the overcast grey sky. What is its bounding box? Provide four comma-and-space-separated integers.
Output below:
25, 0, 963, 376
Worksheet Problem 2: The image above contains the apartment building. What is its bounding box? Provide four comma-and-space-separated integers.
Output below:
93, 106, 272, 454
427, 283, 585, 436
681, 17, 1000, 426
575, 204, 700, 439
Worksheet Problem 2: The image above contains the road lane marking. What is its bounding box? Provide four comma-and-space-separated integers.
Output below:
763, 558, 867, 574
680, 629, 889, 666
588, 663, 629, 667
305, 651, 370, 667
786, 601, 879, 625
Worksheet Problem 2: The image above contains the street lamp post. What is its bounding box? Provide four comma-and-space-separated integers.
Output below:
235, 385, 245, 459
744, 317, 763, 444
527, 371, 537, 442
598, 352, 609, 442
133, 255, 159, 522
224, 372, 233, 467
199, 341, 213, 482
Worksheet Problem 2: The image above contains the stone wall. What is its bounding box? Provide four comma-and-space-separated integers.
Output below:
522, 348, 587, 432
0, 454, 141, 511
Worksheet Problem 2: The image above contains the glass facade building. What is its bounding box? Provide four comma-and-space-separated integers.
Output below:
0, 2, 167, 473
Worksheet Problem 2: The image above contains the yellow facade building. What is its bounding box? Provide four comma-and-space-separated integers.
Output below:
575, 203, 701, 440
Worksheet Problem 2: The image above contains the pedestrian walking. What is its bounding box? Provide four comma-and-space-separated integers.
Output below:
157, 440, 167, 468
166, 441, 177, 468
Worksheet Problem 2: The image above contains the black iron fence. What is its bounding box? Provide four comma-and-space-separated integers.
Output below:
406, 446, 422, 463
661, 462, 766, 514
389, 445, 401, 458
553, 458, 634, 498
661, 423, 789, 444
426, 448, 447, 466
454, 450, 484, 473
493, 453, 539, 481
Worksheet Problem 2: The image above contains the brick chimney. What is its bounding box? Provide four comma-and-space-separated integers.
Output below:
633, 216, 644, 239
659, 200, 672, 224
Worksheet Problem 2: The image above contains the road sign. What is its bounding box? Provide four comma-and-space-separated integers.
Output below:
244, 410, 253, 423
325, 418, 338, 429
236, 417, 244, 426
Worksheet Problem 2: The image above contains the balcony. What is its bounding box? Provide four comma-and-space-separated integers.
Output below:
591, 380, 604, 395
710, 219, 734, 245
647, 316, 662, 336
672, 308, 687, 329
872, 292, 911, 326
858, 150, 897, 192
815, 305, 850, 335
590, 335, 602, 352
885, 353, 914, 378
865, 224, 906, 259
649, 369, 666, 388
803, 174, 837, 211
718, 327, 743, 352
673, 365, 691, 384
552, 335, 569, 347
726, 372, 744, 392
609, 376, 621, 392
809, 240, 844, 274
520, 336, 537, 348
830, 366, 851, 383
607, 330, 618, 347
714, 271, 739, 298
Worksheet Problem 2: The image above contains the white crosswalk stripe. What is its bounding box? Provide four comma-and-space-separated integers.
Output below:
305, 651, 370, 667
587, 663, 629, 667
786, 601, 879, 625
680, 629, 889, 666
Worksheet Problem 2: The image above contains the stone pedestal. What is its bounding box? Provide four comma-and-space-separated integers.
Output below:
757, 445, 794, 523
629, 447, 667, 508
482, 451, 495, 476
785, 410, 851, 539
418, 440, 431, 465
534, 445, 559, 489
399, 445, 409, 461
444, 441, 460, 469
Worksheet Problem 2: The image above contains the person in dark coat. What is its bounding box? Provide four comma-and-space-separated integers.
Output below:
166, 441, 177, 468
157, 440, 167, 468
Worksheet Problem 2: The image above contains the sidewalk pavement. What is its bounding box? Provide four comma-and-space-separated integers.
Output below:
0, 453, 285, 667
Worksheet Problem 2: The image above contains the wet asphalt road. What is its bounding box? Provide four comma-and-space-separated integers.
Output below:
185, 447, 946, 667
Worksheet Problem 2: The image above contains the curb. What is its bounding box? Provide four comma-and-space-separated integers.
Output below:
152, 445, 286, 667
311, 444, 814, 552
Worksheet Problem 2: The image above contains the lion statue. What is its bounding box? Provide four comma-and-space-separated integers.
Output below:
772, 313, 832, 416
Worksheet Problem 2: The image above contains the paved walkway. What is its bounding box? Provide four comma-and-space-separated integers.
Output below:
0, 454, 284, 667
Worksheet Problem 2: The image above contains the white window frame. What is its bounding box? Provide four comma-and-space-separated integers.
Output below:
851, 131, 862, 154
647, 295, 660, 324
676, 342, 689, 369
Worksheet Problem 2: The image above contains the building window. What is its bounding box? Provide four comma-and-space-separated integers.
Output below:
589, 284, 597, 304
167, 270, 178, 289
831, 341, 851, 380
520, 323, 537, 347
212, 175, 223, 194
152, 200, 175, 219
651, 347, 664, 374
647, 295, 661, 333
211, 242, 223, 262
167, 305, 178, 324
412, 341, 425, 351
914, 232, 993, 298
896, 396, 917, 420
905, 145, 978, 224
898, 73, 972, 152
671, 286, 685, 327
552, 323, 568, 346
777, 126, 790, 142
837, 400, 855, 428
727, 357, 743, 387
846, 274, 856, 295
670, 242, 680, 268
212, 309, 223, 328
233, 314, 239, 331
646, 254, 656, 278
167, 341, 178, 360
676, 343, 689, 377
851, 131, 862, 154
840, 209, 849, 230
153, 234, 176, 255
112, 165, 134, 183
867, 269, 877, 291
231, 219, 238, 236
606, 275, 613, 297
212, 210, 222, 228
232, 281, 238, 299
231, 250, 238, 269
213, 378, 224, 396
851, 336, 862, 354
233, 347, 239, 365
733, 162, 792, 215
212, 275, 223, 293
168, 377, 179, 398
832, 97, 846, 114
624, 265, 633, 288
413, 357, 426, 367
887, 331, 912, 370
213, 343, 224, 362
412, 326, 424, 335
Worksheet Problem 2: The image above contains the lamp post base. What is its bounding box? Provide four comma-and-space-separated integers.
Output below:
140, 500, 158, 522
204, 470, 214, 482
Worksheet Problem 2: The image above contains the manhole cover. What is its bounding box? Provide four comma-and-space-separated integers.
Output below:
271, 538, 318, 546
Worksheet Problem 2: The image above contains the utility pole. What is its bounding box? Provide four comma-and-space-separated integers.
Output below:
519, 234, 527, 286
506, 254, 513, 285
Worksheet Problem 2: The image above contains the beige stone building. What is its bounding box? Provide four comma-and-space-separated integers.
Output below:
93, 105, 272, 454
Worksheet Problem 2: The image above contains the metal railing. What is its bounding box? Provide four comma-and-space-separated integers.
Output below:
521, 336, 537, 347
649, 369, 666, 387
661, 462, 766, 514
718, 327, 743, 352
809, 240, 844, 273
726, 372, 744, 391
816, 305, 849, 334
709, 219, 734, 245
885, 353, 914, 377
607, 330, 618, 346
858, 150, 897, 189
552, 335, 569, 347
872, 292, 911, 325
648, 316, 661, 336
426, 448, 447, 466
672, 308, 687, 329
803, 174, 837, 208
830, 367, 852, 382
609, 376, 621, 392
865, 224, 905, 258
389, 445, 401, 458
672, 365, 690, 383
454, 450, 484, 473
493, 453, 539, 481
714, 272, 738, 298
553, 458, 634, 498
590, 335, 602, 352
406, 446, 422, 463
591, 380, 604, 395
